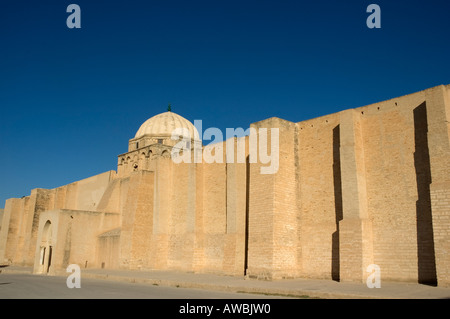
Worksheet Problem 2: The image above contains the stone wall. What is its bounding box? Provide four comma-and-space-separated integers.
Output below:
1, 84, 448, 286
0, 209, 3, 233
297, 113, 341, 280
245, 84, 450, 284
32, 209, 120, 274
0, 171, 115, 266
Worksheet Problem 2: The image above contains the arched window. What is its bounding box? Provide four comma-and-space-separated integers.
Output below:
161, 150, 170, 158
38, 221, 53, 274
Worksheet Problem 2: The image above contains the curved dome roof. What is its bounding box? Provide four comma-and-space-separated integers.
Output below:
135, 111, 200, 140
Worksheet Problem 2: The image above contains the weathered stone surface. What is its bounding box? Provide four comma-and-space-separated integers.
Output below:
1, 85, 449, 286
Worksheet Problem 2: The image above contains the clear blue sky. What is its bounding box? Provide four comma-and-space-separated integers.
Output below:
1, 0, 449, 206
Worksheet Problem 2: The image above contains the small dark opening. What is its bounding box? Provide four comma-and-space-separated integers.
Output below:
47, 246, 53, 273
41, 247, 46, 265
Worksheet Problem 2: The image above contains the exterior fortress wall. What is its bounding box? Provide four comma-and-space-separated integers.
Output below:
245, 84, 450, 285
0, 85, 449, 286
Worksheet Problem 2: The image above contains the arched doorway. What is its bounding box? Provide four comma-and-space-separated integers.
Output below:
38, 221, 53, 274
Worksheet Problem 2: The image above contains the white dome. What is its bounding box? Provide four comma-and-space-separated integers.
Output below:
135, 111, 200, 140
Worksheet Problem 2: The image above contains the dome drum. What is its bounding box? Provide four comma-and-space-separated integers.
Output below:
118, 110, 202, 176
128, 111, 200, 152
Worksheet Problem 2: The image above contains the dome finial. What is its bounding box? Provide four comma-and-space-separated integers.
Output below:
167, 103, 172, 112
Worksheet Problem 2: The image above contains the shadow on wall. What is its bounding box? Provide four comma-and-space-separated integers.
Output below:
330, 104, 438, 285
244, 155, 250, 276
414, 102, 437, 286
331, 125, 342, 282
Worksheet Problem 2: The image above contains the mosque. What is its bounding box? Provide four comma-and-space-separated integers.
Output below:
0, 84, 449, 286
